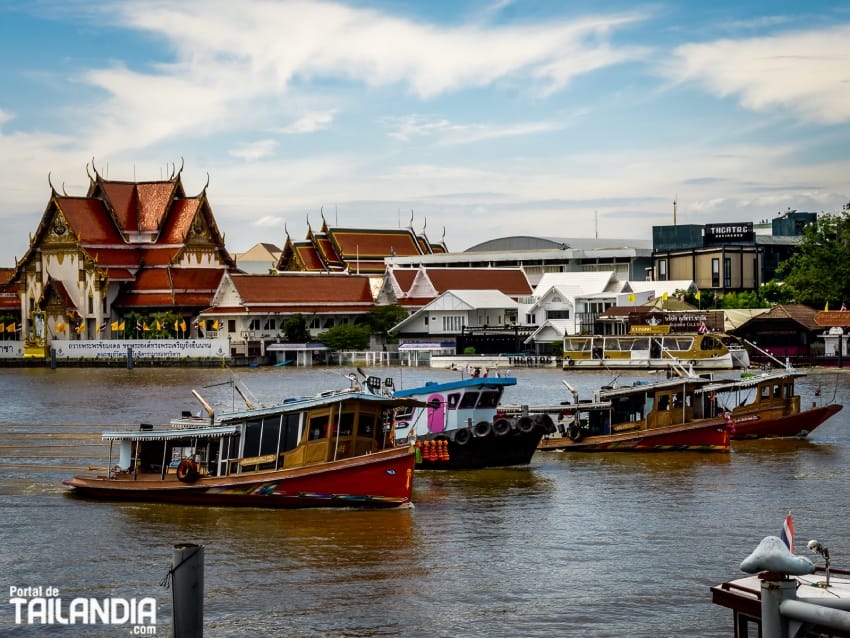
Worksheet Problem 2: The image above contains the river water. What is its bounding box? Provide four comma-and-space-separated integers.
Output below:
1, 365, 849, 637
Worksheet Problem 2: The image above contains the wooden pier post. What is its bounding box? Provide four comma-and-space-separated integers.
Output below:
127, 345, 134, 369
171, 543, 204, 638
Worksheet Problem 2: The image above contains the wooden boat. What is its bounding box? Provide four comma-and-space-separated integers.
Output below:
696, 368, 842, 439
527, 375, 732, 452
561, 332, 745, 370
63, 382, 420, 508
712, 535, 850, 636
390, 375, 555, 469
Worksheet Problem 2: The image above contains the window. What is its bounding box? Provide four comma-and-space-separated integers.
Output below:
547, 310, 570, 319
724, 257, 732, 288
310, 317, 321, 329
658, 259, 668, 281
447, 393, 461, 409
263, 318, 276, 331
711, 258, 720, 287
442, 315, 464, 332
458, 392, 479, 409
248, 318, 261, 330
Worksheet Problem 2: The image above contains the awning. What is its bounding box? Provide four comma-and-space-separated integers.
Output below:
102, 425, 239, 442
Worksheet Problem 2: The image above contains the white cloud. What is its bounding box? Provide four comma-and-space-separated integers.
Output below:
275, 110, 338, 135
229, 139, 279, 161
669, 24, 850, 124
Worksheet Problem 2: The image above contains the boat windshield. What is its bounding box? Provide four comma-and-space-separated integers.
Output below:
564, 337, 593, 351
663, 336, 695, 352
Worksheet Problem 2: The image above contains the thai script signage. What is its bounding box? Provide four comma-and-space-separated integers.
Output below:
704, 222, 753, 243
629, 310, 722, 333
0, 342, 25, 359
814, 311, 850, 327
51, 339, 229, 360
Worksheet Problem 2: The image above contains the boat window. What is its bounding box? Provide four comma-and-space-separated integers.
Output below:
700, 336, 720, 350
281, 414, 301, 452
335, 412, 355, 436
666, 337, 694, 352
308, 415, 329, 440
357, 412, 375, 437
458, 392, 480, 409
477, 391, 500, 409
244, 419, 262, 456
658, 395, 670, 411
260, 416, 282, 455
631, 338, 650, 351
773, 384, 782, 399
394, 406, 414, 420
447, 393, 461, 409
672, 392, 683, 408
760, 385, 770, 400
564, 337, 592, 351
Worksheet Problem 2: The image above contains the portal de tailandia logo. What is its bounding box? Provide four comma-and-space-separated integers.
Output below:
9, 585, 157, 634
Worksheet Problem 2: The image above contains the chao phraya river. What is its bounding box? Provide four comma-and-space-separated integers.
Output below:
2, 365, 849, 637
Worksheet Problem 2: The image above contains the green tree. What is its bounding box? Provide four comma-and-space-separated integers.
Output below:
778, 211, 850, 307
318, 323, 371, 350
365, 304, 408, 335
283, 314, 311, 342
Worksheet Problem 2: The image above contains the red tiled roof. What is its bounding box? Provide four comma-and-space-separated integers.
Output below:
316, 235, 343, 266
295, 244, 326, 270
330, 229, 422, 257
201, 304, 372, 314
390, 269, 417, 294
57, 197, 125, 244
160, 197, 200, 243
230, 274, 374, 304
423, 268, 532, 296
135, 182, 175, 232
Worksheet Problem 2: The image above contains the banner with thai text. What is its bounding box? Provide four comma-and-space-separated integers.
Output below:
50, 339, 229, 360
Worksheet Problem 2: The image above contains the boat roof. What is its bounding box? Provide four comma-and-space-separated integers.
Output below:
597, 376, 714, 400
216, 390, 425, 423
696, 369, 804, 395
103, 424, 239, 442
392, 377, 518, 397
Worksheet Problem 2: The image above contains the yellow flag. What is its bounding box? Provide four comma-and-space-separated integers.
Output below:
212, 320, 220, 330
119, 321, 125, 331
56, 321, 66, 332
143, 321, 150, 331
6, 322, 15, 333
825, 301, 829, 311
662, 292, 668, 301
627, 293, 635, 303
180, 319, 187, 332
694, 291, 701, 300
111, 320, 119, 331
155, 320, 161, 331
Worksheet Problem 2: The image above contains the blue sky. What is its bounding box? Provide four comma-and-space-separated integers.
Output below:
2, 0, 849, 262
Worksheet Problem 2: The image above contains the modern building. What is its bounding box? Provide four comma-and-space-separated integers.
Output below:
651, 210, 817, 293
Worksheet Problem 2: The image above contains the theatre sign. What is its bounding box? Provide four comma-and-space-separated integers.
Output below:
704, 222, 754, 244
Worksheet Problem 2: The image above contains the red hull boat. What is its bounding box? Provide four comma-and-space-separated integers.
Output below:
64, 383, 420, 509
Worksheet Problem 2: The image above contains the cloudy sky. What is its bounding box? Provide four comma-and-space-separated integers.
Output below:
2, 0, 849, 262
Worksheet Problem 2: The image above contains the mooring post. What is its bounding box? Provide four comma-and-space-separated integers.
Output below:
760, 576, 796, 637
127, 345, 134, 369
171, 543, 204, 638
50, 347, 57, 370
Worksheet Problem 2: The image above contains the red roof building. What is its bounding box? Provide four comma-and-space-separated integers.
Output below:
10, 162, 236, 345
277, 216, 447, 275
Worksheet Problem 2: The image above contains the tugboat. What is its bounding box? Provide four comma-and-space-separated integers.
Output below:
389, 373, 555, 469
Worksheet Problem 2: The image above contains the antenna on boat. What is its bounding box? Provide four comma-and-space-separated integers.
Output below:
741, 339, 792, 370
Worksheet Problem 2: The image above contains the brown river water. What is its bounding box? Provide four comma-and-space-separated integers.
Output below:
1, 365, 849, 637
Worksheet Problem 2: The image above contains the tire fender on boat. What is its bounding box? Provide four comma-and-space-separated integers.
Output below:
534, 413, 556, 434
493, 418, 512, 436
567, 424, 583, 441
454, 428, 472, 445
176, 459, 200, 483
517, 416, 535, 433
473, 420, 493, 438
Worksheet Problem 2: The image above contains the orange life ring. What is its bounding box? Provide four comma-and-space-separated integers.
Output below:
176, 459, 200, 483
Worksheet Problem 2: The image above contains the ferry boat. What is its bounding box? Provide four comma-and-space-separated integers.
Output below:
390, 375, 555, 469
712, 535, 850, 636
63, 380, 420, 508
696, 368, 842, 439
561, 332, 745, 370
526, 375, 732, 452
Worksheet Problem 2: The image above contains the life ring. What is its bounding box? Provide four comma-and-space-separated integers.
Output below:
567, 424, 583, 441
176, 459, 200, 483
454, 428, 471, 445
493, 418, 512, 436
517, 416, 535, 433
473, 420, 493, 438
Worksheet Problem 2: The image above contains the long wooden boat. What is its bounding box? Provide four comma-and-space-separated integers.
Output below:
519, 376, 732, 452
695, 369, 842, 439
64, 384, 420, 508
390, 375, 555, 469
712, 534, 850, 636
561, 332, 747, 370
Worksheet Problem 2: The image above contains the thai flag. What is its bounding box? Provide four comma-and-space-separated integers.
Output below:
780, 513, 795, 553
